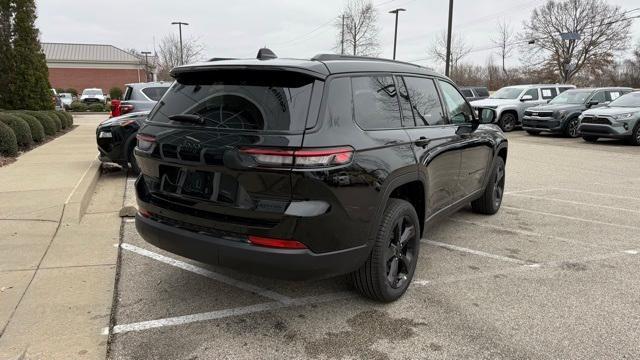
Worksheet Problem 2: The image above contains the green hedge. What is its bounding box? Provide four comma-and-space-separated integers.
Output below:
0, 121, 18, 156
63, 112, 74, 126
45, 111, 62, 131
8, 111, 45, 143
25, 111, 56, 136
70, 101, 87, 112
0, 113, 33, 147
88, 103, 105, 112
52, 111, 68, 129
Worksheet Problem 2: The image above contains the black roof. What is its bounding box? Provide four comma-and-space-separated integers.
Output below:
171, 54, 440, 80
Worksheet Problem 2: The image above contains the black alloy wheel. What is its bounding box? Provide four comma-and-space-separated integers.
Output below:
499, 113, 517, 132
385, 215, 417, 289
471, 156, 505, 215
565, 117, 580, 138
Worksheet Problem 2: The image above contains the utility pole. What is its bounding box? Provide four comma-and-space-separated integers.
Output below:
445, 0, 454, 76
389, 8, 406, 60
341, 14, 345, 55
171, 21, 189, 65
141, 51, 151, 82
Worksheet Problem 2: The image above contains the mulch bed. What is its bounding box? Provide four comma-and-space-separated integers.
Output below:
0, 125, 79, 168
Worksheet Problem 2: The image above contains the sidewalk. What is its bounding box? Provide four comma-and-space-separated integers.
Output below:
0, 115, 122, 359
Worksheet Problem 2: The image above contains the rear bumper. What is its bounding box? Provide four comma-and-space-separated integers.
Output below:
135, 213, 370, 280
522, 116, 564, 132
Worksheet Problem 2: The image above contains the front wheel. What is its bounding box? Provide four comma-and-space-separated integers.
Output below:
351, 199, 420, 302
629, 124, 640, 146
128, 143, 140, 174
526, 130, 541, 136
499, 113, 517, 132
582, 136, 598, 143
564, 117, 580, 138
471, 156, 505, 215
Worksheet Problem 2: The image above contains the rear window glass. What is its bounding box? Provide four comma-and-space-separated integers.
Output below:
352, 76, 402, 130
474, 87, 490, 97
141, 86, 169, 101
541, 88, 557, 100
460, 89, 473, 98
123, 86, 133, 101
148, 71, 315, 132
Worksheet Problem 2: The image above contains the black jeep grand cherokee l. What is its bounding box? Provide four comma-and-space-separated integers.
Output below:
134, 52, 507, 302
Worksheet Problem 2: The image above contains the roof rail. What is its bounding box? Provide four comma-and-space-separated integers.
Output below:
311, 53, 422, 68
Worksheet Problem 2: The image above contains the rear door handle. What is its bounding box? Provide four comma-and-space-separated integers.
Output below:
414, 137, 430, 148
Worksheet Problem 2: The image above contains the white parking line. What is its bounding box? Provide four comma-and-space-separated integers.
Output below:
122, 218, 135, 223
547, 188, 640, 201
508, 193, 640, 215
106, 291, 354, 335
421, 239, 531, 265
447, 218, 614, 250
503, 206, 640, 230
120, 243, 293, 304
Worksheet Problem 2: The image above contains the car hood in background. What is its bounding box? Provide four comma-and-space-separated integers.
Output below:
99, 111, 150, 126
470, 98, 519, 107
582, 106, 640, 117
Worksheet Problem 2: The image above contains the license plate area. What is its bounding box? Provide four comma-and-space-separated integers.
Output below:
159, 165, 239, 204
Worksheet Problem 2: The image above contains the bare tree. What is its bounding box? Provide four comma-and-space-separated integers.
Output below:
428, 31, 472, 71
335, 0, 380, 56
157, 34, 204, 80
522, 0, 632, 83
491, 20, 516, 76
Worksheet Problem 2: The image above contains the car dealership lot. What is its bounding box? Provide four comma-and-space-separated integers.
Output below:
106, 133, 640, 360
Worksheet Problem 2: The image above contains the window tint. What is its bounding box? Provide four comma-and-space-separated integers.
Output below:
523, 88, 539, 100
558, 87, 572, 94
606, 91, 622, 101
396, 77, 415, 126
590, 91, 606, 103
404, 77, 445, 126
474, 87, 490, 97
141, 86, 169, 101
352, 76, 402, 129
147, 70, 314, 132
437, 80, 473, 124
460, 89, 473, 98
541, 88, 557, 100
323, 77, 353, 128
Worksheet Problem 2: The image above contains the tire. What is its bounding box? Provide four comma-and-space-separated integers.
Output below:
526, 130, 541, 136
582, 136, 598, 143
471, 156, 505, 215
128, 142, 140, 174
498, 113, 517, 132
629, 123, 640, 146
351, 198, 420, 302
563, 117, 580, 138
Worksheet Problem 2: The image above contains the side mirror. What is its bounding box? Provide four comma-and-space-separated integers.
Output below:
587, 100, 599, 108
477, 108, 497, 124
520, 95, 533, 102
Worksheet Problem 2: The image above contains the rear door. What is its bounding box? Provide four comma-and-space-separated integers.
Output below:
399, 76, 462, 216
135, 69, 319, 233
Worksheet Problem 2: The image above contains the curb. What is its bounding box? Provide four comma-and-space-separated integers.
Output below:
61, 158, 102, 223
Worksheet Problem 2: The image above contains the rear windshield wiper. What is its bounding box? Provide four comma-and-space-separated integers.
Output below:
168, 114, 204, 125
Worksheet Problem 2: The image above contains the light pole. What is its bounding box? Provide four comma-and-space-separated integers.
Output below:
171, 21, 189, 65
445, 0, 454, 76
141, 51, 151, 81
388, 8, 406, 60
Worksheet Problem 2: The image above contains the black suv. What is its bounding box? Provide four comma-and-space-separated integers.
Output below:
134, 51, 508, 302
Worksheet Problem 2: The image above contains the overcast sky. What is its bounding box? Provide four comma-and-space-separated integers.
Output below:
36, 0, 640, 70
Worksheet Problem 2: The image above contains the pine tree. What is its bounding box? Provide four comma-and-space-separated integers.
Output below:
0, 0, 14, 109
11, 0, 52, 110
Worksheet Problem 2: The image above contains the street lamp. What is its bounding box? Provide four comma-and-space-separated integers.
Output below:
388, 8, 406, 60
445, 0, 454, 76
171, 21, 189, 65
141, 51, 152, 82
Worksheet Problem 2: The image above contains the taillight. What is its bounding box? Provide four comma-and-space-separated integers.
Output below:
120, 104, 135, 114
136, 134, 155, 151
240, 146, 354, 169
248, 236, 307, 249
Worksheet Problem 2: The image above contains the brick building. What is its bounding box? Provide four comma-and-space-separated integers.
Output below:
43, 43, 148, 94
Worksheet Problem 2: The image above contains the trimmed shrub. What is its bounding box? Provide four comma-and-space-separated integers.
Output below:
88, 103, 105, 112
0, 121, 18, 156
0, 113, 33, 147
45, 111, 62, 131
65, 88, 78, 97
8, 112, 45, 143
53, 111, 68, 129
70, 101, 87, 112
109, 87, 123, 100
25, 111, 56, 136
63, 112, 73, 126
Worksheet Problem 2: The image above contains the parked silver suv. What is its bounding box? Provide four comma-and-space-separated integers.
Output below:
471, 84, 575, 131
119, 81, 171, 115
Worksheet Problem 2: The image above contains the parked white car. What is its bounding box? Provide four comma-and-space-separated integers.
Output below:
59, 93, 74, 109
80, 88, 106, 104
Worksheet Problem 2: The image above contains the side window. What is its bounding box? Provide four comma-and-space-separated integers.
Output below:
541, 88, 557, 100
460, 89, 473, 98
395, 77, 415, 126
523, 88, 539, 100
474, 87, 490, 97
352, 76, 402, 130
141, 87, 169, 101
590, 91, 606, 103
558, 87, 572, 94
404, 77, 445, 126
323, 77, 353, 128
437, 80, 473, 124
123, 86, 133, 101
606, 91, 622, 101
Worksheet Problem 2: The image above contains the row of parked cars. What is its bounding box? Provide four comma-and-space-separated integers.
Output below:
464, 84, 640, 145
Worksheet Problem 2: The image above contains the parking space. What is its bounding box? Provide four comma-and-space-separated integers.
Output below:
105, 133, 640, 359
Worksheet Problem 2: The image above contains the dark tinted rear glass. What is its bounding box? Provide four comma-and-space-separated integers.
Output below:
460, 89, 473, 98
148, 70, 315, 132
352, 76, 402, 130
474, 87, 490, 97
141, 86, 169, 101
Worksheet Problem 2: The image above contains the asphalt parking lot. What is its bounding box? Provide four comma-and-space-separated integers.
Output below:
105, 132, 640, 360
